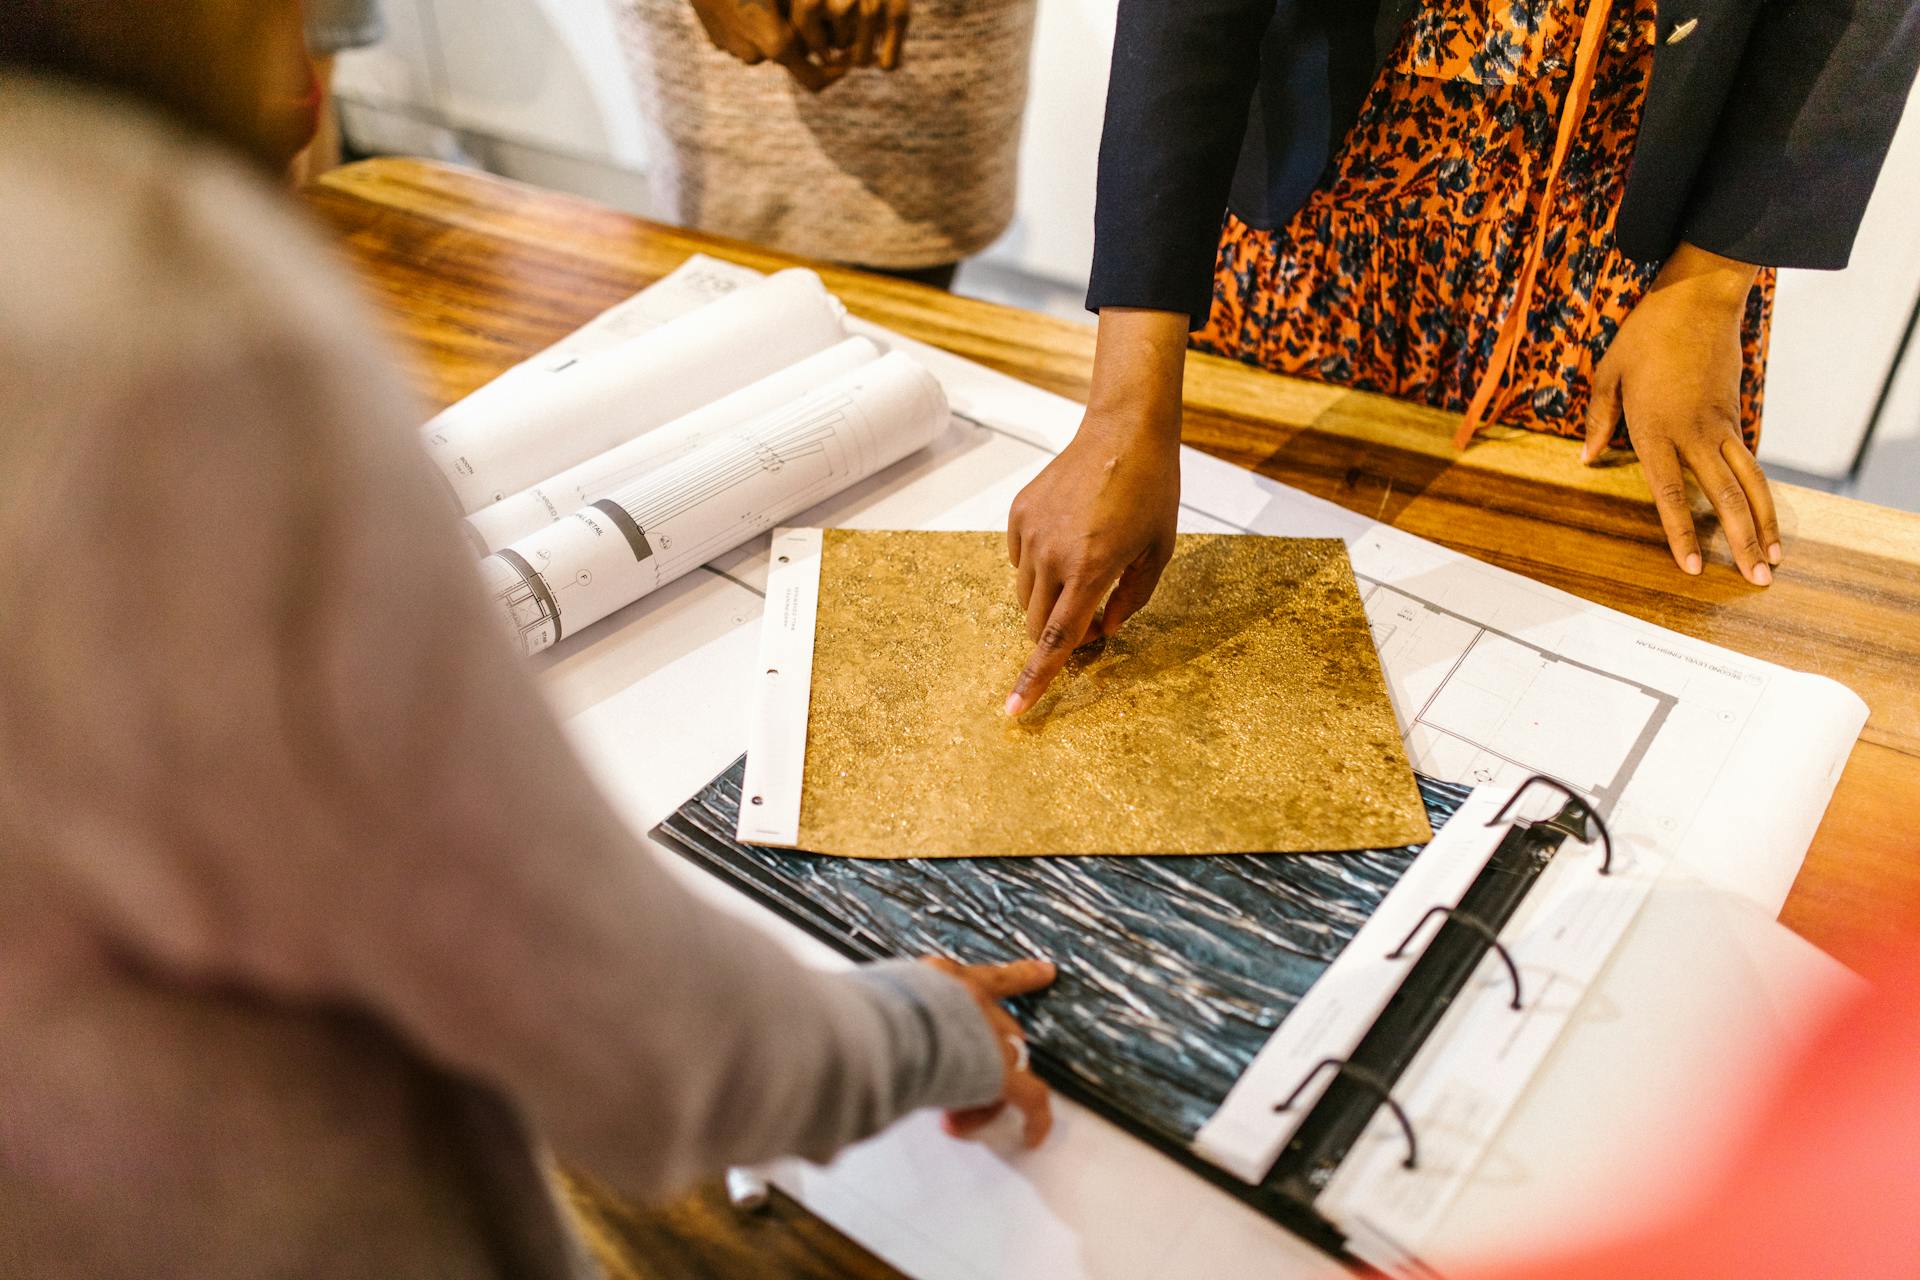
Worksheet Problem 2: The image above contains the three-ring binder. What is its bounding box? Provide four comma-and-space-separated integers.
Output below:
659, 759, 1621, 1272
1262, 774, 1613, 1212
1274, 1057, 1420, 1169
1489, 773, 1614, 874
1389, 904, 1524, 1010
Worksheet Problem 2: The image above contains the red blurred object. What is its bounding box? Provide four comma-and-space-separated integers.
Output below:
1475, 939, 1920, 1279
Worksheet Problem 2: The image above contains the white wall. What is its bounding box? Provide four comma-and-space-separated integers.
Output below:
334, 0, 650, 187
972, 0, 1116, 288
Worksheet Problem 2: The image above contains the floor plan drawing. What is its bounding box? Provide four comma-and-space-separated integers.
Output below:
1358, 579, 1673, 813
480, 548, 565, 652
866, 401, 1798, 859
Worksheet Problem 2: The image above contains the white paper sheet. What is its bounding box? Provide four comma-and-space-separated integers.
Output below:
482, 351, 948, 656
536, 254, 764, 359
737, 528, 825, 847
465, 337, 882, 553
521, 256, 1870, 1280
422, 267, 847, 513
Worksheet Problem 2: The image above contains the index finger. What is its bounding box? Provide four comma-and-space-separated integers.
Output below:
1004, 580, 1105, 717
968, 958, 1057, 999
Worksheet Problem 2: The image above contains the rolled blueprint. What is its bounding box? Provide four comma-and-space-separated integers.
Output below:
480, 351, 949, 657
463, 336, 884, 554
422, 268, 847, 514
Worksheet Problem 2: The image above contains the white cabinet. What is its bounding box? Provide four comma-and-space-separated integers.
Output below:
332, 0, 652, 204
972, 0, 1114, 289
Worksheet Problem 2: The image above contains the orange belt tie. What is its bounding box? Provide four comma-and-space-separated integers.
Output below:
1456, 0, 1618, 449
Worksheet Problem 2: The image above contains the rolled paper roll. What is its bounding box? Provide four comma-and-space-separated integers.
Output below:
464, 336, 883, 554
423, 268, 847, 514
482, 350, 949, 657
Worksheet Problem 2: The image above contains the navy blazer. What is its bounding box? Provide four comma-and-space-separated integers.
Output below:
1088, 0, 1920, 325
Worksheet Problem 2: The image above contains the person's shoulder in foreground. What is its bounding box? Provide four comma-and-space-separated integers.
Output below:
0, 72, 1045, 1279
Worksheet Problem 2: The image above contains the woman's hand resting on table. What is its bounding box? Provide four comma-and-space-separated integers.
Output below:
1003, 251, 1776, 715
1584, 242, 1781, 586
1004, 308, 1187, 716
924, 957, 1057, 1146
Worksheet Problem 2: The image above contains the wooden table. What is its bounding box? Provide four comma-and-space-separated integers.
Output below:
307, 157, 1920, 1278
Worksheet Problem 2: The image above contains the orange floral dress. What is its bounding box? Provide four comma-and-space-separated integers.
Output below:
1192, 0, 1773, 451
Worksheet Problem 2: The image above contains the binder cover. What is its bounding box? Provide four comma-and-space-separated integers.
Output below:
655, 758, 1510, 1256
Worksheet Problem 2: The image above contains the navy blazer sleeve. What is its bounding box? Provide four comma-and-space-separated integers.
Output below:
1684, 0, 1920, 268
1086, 0, 1278, 327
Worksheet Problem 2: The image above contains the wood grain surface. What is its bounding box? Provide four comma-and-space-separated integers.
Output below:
304, 157, 1920, 1278
560, 1174, 905, 1280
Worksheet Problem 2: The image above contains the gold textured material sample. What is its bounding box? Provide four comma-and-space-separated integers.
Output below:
794, 530, 1430, 858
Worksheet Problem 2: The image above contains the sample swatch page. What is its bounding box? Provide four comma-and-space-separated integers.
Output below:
757, 529, 1431, 859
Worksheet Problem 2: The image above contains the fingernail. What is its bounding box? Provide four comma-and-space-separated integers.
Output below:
1684, 553, 1702, 575
1751, 562, 1772, 587
1003, 693, 1025, 718
1768, 542, 1783, 565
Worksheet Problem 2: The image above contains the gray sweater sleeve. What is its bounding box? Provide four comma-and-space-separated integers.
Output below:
0, 81, 1006, 1207
305, 426, 1013, 1195
849, 962, 1011, 1120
